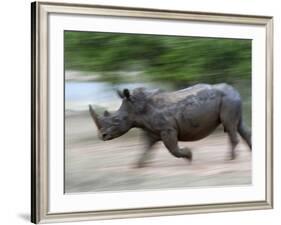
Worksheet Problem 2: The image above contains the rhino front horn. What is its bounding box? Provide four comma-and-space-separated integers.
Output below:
89, 105, 101, 130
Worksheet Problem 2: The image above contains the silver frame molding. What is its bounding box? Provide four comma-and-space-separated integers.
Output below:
31, 1, 274, 224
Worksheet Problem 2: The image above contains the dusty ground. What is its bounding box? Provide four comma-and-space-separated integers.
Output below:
65, 111, 252, 193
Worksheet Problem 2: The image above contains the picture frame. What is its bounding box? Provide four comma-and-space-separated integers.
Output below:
31, 1, 273, 223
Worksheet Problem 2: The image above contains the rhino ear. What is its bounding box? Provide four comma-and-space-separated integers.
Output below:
123, 89, 130, 99
103, 110, 110, 117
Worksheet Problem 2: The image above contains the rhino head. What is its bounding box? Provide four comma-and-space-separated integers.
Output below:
89, 89, 138, 141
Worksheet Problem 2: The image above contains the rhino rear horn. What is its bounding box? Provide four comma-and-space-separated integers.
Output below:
89, 105, 101, 129
103, 110, 110, 117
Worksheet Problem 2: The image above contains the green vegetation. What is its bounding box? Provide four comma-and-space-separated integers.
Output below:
64, 31, 251, 84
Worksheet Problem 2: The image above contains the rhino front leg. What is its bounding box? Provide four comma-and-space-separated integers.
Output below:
135, 132, 159, 168
161, 129, 192, 161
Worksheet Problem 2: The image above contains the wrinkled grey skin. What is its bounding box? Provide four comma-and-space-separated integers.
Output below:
89, 83, 251, 168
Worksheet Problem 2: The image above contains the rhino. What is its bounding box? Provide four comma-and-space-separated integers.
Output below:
89, 83, 251, 168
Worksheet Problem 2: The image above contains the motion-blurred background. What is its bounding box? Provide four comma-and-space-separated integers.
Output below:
64, 31, 252, 193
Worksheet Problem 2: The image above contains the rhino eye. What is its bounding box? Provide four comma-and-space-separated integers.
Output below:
112, 117, 120, 124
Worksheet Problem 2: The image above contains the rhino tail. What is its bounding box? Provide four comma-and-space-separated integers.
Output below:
238, 118, 251, 150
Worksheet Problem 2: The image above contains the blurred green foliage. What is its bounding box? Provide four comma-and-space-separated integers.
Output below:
65, 31, 251, 84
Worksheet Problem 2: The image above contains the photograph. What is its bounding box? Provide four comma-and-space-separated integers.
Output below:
64, 31, 252, 193
31, 2, 273, 223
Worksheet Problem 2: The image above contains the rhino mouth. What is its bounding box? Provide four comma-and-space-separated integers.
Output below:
100, 133, 113, 141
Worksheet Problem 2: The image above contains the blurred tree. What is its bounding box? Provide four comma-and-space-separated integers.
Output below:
64, 31, 251, 84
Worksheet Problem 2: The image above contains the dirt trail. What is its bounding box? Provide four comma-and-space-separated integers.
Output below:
65, 111, 251, 193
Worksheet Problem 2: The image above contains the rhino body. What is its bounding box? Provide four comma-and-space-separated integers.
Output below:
89, 83, 251, 167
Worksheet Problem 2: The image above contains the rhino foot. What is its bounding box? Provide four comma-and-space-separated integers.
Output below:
133, 160, 151, 169
134, 162, 146, 169
230, 152, 236, 160
183, 147, 192, 163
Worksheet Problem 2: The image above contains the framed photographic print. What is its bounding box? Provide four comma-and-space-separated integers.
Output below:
31, 1, 273, 223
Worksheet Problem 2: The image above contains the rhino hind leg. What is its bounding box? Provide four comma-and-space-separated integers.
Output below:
161, 129, 192, 162
219, 97, 241, 159
222, 122, 239, 160
227, 129, 239, 159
